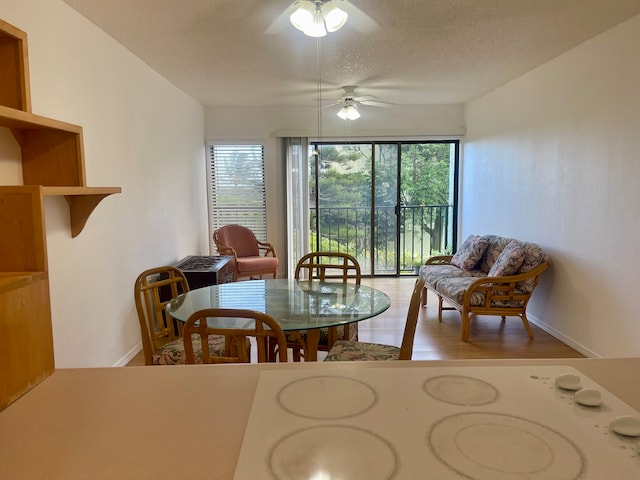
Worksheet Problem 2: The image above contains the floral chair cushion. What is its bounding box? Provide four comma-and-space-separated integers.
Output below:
487, 240, 526, 277
152, 334, 228, 365
478, 235, 513, 273
324, 340, 401, 361
419, 264, 485, 289
515, 242, 547, 294
450, 235, 489, 271
435, 277, 525, 308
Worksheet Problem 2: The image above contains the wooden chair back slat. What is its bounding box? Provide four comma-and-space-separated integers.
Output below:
295, 252, 361, 284
182, 308, 288, 364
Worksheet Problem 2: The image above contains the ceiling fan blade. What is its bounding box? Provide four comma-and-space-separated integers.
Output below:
321, 101, 342, 109
359, 100, 394, 107
353, 95, 377, 102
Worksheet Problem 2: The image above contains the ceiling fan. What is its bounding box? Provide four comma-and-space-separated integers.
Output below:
324, 86, 394, 120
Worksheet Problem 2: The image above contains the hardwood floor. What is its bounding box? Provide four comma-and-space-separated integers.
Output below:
359, 277, 584, 360
127, 276, 583, 366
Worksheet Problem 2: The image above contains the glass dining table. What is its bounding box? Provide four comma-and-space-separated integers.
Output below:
165, 278, 391, 361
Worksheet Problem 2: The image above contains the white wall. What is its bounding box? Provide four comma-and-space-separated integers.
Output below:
463, 14, 640, 357
205, 104, 465, 275
1, 0, 209, 367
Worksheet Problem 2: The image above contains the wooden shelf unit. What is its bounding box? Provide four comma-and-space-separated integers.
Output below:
0, 101, 121, 240
0, 20, 121, 248
0, 18, 121, 410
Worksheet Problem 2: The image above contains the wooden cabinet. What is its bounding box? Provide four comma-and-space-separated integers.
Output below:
0, 18, 121, 410
0, 273, 54, 409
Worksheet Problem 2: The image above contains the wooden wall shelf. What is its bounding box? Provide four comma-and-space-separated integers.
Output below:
50, 186, 121, 237
0, 95, 122, 239
0, 104, 79, 130
0, 23, 121, 242
1, 18, 121, 410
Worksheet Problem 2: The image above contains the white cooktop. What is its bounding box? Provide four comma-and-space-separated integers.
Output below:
234, 365, 640, 479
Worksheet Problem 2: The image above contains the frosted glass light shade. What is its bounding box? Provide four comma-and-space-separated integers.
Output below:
321, 1, 348, 32
337, 105, 360, 120
290, 3, 315, 31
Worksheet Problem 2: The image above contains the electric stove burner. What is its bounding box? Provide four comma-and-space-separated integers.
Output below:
423, 375, 499, 406
277, 376, 377, 420
429, 412, 586, 480
269, 425, 398, 480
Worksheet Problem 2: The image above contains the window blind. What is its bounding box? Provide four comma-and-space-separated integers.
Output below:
208, 144, 267, 243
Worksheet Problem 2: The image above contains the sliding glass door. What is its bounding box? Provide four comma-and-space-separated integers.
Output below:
372, 143, 399, 274
309, 141, 458, 276
310, 144, 373, 273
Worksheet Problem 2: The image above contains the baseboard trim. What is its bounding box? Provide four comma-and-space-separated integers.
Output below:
528, 316, 599, 358
113, 342, 143, 367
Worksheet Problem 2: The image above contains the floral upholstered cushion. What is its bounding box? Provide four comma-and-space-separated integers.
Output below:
487, 240, 525, 277
450, 235, 489, 271
152, 334, 228, 365
515, 242, 548, 293
435, 277, 525, 308
324, 340, 401, 361
478, 235, 513, 273
419, 264, 485, 289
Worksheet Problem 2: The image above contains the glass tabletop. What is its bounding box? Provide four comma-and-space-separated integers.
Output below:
166, 279, 391, 331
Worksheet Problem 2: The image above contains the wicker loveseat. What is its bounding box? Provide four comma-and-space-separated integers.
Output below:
419, 235, 549, 341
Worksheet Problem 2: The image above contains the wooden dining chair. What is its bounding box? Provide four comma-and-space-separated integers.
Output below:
134, 266, 227, 365
323, 277, 425, 361
182, 309, 288, 363
287, 252, 362, 361
213, 224, 278, 280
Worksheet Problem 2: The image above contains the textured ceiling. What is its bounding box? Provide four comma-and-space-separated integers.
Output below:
61, 0, 640, 108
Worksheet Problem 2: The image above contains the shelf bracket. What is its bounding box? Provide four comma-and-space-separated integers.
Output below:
64, 193, 116, 238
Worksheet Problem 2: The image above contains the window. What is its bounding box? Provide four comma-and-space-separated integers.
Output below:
306, 140, 458, 275
207, 144, 267, 249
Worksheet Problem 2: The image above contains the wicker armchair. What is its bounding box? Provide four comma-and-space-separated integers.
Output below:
213, 224, 278, 280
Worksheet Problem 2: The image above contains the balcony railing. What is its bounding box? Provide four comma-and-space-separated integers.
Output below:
311, 204, 452, 275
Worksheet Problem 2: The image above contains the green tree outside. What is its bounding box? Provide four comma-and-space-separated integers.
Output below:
311, 142, 455, 273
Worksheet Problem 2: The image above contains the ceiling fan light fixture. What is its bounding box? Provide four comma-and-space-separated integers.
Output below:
337, 104, 360, 120
290, 0, 347, 37
321, 1, 348, 32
